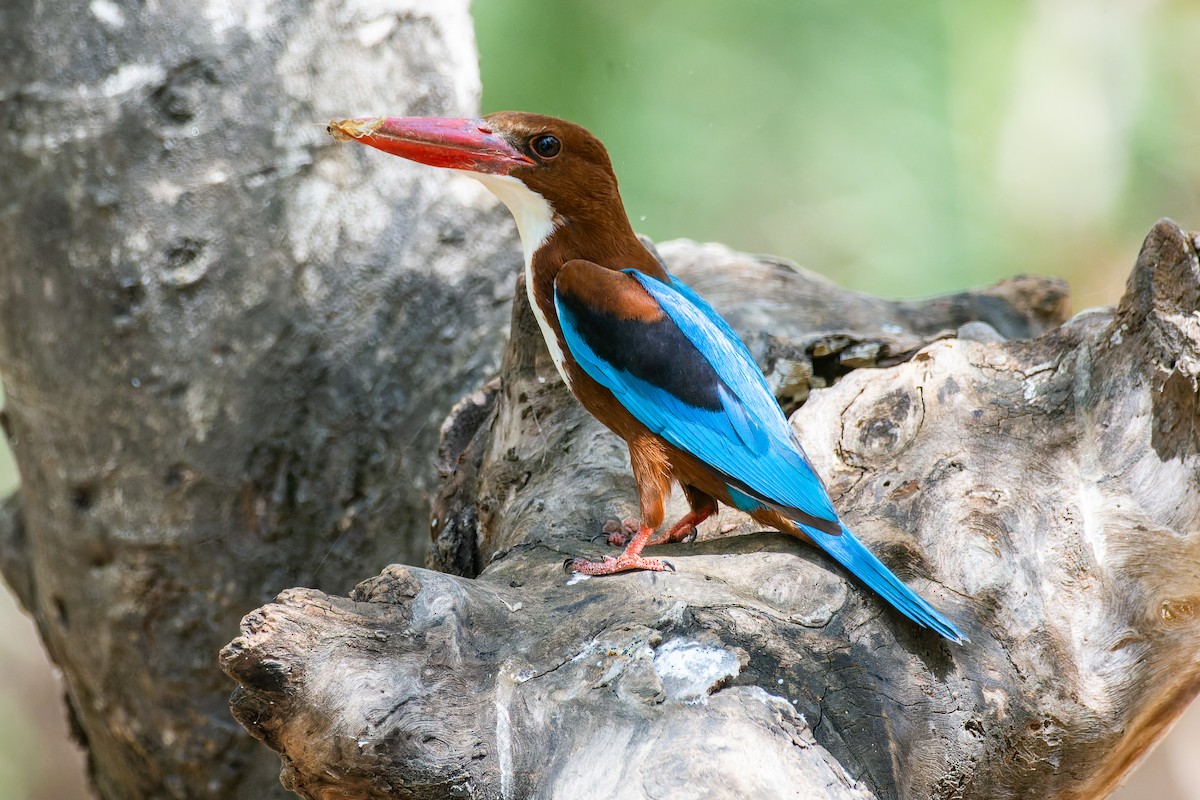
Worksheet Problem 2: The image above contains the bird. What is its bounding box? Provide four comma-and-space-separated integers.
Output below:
328, 112, 965, 643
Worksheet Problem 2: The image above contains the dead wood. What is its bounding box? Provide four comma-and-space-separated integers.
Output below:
222, 220, 1200, 799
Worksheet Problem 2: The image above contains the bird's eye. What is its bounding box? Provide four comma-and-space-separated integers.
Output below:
531, 134, 561, 159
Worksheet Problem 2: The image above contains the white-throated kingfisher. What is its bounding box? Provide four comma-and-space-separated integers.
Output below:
329, 113, 965, 643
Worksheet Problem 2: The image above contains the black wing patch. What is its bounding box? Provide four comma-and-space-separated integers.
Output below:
555, 288, 724, 412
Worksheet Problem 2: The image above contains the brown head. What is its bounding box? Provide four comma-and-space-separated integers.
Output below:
328, 112, 645, 266
480, 111, 626, 226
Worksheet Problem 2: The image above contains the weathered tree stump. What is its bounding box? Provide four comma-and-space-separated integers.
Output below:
221, 220, 1200, 799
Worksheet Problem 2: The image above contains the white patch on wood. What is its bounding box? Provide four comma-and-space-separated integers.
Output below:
652, 638, 742, 703
471, 173, 572, 387
90, 0, 125, 28
101, 63, 166, 98
1077, 479, 1106, 564
353, 14, 397, 48
202, 0, 273, 39
494, 665, 516, 800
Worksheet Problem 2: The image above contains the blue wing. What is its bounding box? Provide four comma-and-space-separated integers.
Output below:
555, 266, 838, 527
554, 263, 965, 643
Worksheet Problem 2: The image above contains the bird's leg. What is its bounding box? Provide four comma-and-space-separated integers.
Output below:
655, 485, 718, 545
605, 485, 718, 547
570, 434, 675, 575
655, 506, 714, 545
569, 524, 674, 575
606, 507, 714, 547
600, 517, 641, 546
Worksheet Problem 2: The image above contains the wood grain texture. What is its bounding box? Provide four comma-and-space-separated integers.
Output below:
0, 1, 516, 797
224, 221, 1198, 798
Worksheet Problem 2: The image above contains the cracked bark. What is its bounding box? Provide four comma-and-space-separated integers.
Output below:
223, 220, 1200, 799
0, 1, 515, 797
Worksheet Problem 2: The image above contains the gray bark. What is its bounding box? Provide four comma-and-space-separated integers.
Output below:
0, 1, 516, 797
221, 220, 1200, 799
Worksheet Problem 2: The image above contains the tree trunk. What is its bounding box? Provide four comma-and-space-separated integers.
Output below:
0, 1, 516, 797
221, 220, 1200, 799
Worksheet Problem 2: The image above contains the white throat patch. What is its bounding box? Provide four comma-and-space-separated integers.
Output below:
470, 173, 557, 263
468, 172, 571, 387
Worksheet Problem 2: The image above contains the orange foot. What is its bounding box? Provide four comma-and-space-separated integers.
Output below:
571, 524, 675, 575
606, 508, 715, 548
568, 554, 675, 575
600, 517, 641, 546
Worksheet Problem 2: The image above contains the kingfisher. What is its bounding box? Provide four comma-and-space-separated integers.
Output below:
329, 113, 965, 643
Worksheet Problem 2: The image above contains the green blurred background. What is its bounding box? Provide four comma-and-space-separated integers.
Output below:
2, 0, 1199, 796
476, 0, 1200, 307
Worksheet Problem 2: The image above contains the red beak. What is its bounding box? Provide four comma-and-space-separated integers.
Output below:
328, 116, 534, 174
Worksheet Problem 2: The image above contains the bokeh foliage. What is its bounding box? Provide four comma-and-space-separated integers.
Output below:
475, 0, 1200, 304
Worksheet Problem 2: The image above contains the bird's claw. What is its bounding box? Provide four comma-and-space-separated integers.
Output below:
568, 554, 675, 576
600, 517, 641, 547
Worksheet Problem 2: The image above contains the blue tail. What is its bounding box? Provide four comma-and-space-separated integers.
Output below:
800, 521, 966, 644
